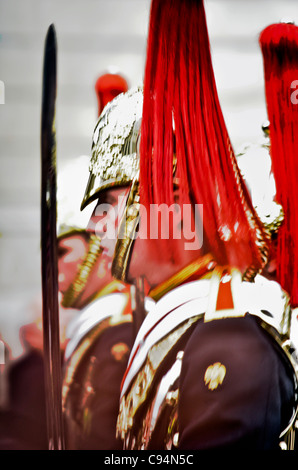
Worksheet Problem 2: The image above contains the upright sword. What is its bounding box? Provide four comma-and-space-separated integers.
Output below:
40, 24, 65, 450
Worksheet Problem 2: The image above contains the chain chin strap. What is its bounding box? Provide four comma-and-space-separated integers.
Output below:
61, 234, 102, 308
243, 229, 270, 282
226, 139, 271, 282
112, 178, 140, 282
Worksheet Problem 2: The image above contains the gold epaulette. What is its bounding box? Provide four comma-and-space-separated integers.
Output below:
62, 313, 132, 408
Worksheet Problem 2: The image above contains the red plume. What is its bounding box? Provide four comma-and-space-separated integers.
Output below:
260, 23, 298, 306
139, 0, 268, 275
95, 73, 128, 117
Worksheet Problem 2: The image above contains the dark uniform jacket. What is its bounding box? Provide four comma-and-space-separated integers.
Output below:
117, 270, 298, 450
62, 291, 154, 450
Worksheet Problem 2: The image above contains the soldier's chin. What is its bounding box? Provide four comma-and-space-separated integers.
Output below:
127, 257, 178, 290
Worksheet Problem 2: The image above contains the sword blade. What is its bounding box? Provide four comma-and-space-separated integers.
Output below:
40, 23, 65, 450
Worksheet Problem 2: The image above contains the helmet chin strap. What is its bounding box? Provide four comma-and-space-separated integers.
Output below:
61, 234, 102, 308
112, 178, 140, 282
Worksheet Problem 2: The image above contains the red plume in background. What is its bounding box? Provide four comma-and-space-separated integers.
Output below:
260, 22, 298, 306
95, 72, 128, 117
139, 0, 268, 276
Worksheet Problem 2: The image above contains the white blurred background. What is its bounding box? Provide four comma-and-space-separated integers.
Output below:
1, 0, 298, 358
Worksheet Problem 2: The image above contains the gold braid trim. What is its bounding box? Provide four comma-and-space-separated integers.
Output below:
117, 316, 200, 443
62, 312, 132, 409
149, 253, 216, 301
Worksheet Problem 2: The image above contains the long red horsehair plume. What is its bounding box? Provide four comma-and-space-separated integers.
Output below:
260, 23, 298, 306
139, 0, 269, 275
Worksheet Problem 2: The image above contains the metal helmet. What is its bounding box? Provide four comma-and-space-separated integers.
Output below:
81, 86, 143, 211
80, 86, 143, 282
